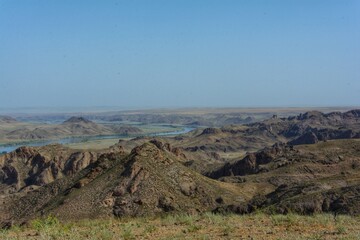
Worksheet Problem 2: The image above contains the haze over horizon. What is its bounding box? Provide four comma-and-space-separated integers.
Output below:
1, 1, 359, 109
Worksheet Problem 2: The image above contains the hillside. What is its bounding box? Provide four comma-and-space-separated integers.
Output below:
209, 139, 360, 215
0, 141, 243, 226
115, 109, 360, 174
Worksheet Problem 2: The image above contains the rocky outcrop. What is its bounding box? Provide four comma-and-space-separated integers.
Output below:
0, 144, 125, 194
149, 139, 187, 159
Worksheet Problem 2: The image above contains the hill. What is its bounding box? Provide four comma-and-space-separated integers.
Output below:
115, 109, 360, 174
3, 117, 142, 140
0, 141, 243, 226
208, 139, 360, 215
0, 116, 17, 124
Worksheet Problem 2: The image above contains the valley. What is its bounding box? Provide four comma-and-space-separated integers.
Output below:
1, 108, 360, 220
0, 115, 195, 153
1, 107, 360, 239
2, 0, 359, 238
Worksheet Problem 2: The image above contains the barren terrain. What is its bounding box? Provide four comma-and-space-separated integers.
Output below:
1, 108, 360, 239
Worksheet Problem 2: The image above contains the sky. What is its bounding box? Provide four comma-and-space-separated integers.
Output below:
0, 0, 359, 109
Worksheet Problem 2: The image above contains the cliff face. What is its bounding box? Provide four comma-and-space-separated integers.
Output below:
0, 144, 125, 195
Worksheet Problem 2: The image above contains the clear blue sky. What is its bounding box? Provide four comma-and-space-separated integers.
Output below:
0, 0, 359, 109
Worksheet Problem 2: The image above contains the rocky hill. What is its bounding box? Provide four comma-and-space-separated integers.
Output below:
248, 109, 360, 145
0, 141, 243, 226
0, 144, 127, 195
2, 109, 360, 227
209, 139, 360, 215
2, 139, 360, 227
60, 117, 112, 135
114, 109, 360, 174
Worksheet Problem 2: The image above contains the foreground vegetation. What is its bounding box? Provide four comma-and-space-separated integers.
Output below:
1, 213, 359, 240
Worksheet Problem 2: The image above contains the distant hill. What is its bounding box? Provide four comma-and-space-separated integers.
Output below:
60, 116, 111, 135
0, 116, 17, 124
62, 116, 93, 124
4, 116, 142, 140
116, 109, 360, 173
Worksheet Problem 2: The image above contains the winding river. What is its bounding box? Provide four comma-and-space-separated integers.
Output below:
0, 126, 195, 154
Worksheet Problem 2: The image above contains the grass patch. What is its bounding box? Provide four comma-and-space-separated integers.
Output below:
2, 213, 360, 239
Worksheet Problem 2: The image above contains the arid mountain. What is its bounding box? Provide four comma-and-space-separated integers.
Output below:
209, 139, 360, 215
0, 141, 243, 226
115, 110, 360, 174
1, 109, 360, 227
248, 110, 360, 145
3, 117, 142, 140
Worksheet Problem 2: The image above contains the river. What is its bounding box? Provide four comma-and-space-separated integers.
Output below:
0, 126, 195, 154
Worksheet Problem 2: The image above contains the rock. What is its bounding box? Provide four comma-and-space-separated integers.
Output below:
179, 181, 197, 196
0, 145, 103, 193
158, 196, 176, 212
149, 139, 172, 152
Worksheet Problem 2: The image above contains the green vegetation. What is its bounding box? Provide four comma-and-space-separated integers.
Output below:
2, 213, 360, 239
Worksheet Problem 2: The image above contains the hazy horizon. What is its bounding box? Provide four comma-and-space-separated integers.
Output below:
1, 1, 359, 109
1, 105, 359, 115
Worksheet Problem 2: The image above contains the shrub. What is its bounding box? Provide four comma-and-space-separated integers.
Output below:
31, 214, 60, 231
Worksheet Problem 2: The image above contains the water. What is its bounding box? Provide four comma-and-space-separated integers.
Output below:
0, 126, 195, 154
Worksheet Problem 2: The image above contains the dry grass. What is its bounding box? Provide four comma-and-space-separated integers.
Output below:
2, 213, 360, 240
66, 138, 121, 150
